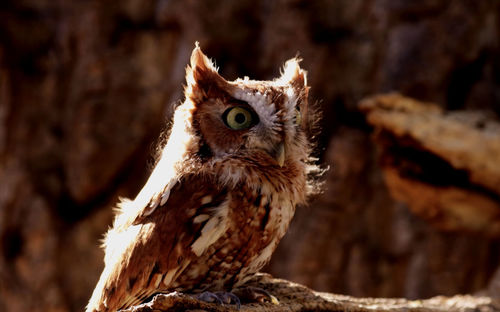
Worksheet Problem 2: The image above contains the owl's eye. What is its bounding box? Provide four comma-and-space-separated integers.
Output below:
223, 107, 254, 130
294, 108, 301, 126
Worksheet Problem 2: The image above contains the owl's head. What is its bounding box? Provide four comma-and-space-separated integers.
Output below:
161, 44, 318, 195
184, 44, 311, 164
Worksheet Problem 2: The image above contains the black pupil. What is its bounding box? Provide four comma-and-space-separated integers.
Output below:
235, 112, 246, 124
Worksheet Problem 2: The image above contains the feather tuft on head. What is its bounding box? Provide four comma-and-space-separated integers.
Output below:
184, 42, 226, 103
277, 57, 307, 90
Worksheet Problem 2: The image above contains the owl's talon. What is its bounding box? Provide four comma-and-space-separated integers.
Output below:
215, 291, 241, 308
195, 291, 241, 309
195, 291, 223, 304
234, 286, 279, 304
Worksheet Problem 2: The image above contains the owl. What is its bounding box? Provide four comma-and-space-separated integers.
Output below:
86, 43, 319, 312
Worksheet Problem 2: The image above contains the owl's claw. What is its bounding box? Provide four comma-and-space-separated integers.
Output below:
233, 286, 279, 304
195, 291, 241, 309
195, 291, 223, 304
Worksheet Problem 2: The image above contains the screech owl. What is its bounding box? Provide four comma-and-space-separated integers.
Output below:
86, 43, 320, 312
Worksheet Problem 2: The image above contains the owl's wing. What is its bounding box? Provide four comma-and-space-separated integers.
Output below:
87, 175, 229, 312
138, 178, 178, 218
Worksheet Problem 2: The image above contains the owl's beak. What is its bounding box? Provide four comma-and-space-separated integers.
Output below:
274, 142, 286, 167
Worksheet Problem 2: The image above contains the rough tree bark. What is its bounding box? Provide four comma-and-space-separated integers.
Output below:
0, 1, 499, 312
123, 274, 500, 312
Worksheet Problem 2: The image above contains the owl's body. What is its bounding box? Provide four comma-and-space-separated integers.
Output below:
87, 44, 317, 312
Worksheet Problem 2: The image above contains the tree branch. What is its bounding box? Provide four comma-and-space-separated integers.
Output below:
123, 273, 499, 312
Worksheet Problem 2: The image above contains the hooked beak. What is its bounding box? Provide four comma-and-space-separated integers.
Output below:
271, 142, 286, 167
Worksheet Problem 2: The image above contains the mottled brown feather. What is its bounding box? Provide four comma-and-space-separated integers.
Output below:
89, 175, 225, 311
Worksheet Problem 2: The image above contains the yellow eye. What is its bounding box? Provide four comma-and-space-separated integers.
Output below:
223, 107, 254, 130
295, 108, 301, 126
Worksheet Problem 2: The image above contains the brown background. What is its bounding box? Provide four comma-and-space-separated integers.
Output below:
0, 1, 499, 311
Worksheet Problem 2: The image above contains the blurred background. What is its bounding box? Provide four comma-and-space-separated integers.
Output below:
1, 1, 500, 311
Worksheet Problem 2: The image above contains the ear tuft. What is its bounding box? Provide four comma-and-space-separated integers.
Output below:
185, 42, 225, 103
190, 42, 218, 74
278, 58, 308, 90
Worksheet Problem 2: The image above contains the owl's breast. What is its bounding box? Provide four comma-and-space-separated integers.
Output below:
233, 188, 296, 283
176, 183, 296, 291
